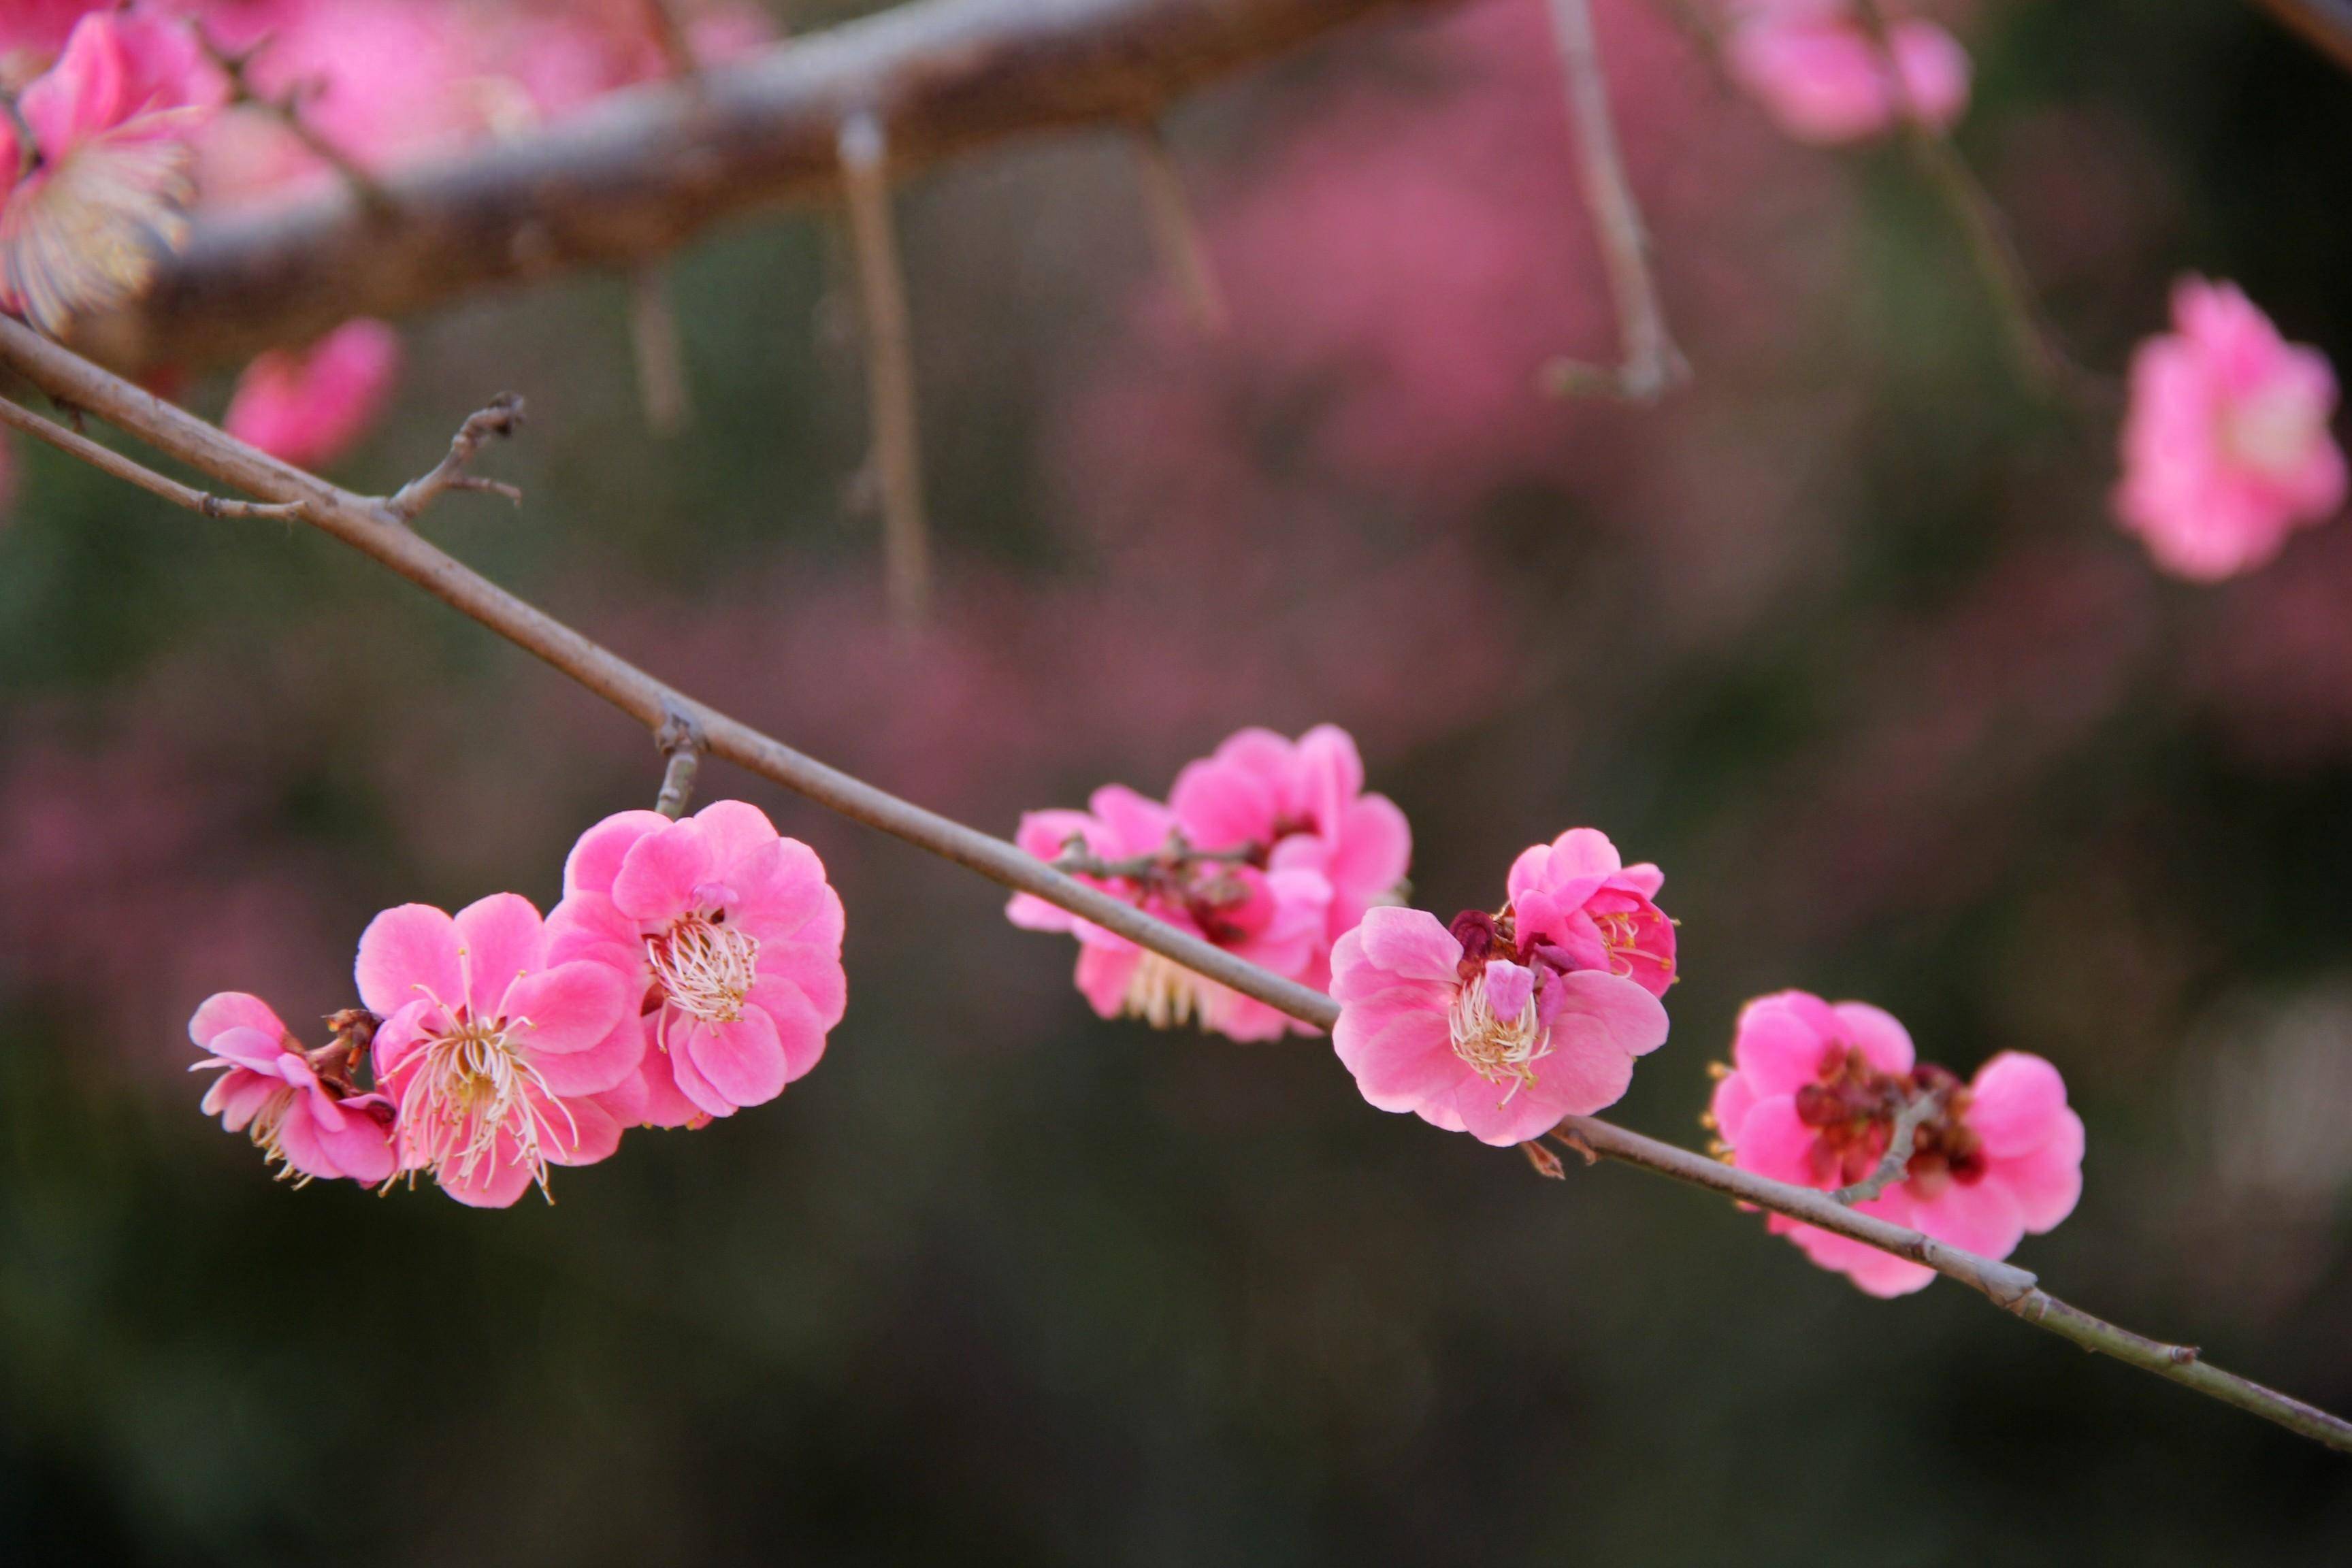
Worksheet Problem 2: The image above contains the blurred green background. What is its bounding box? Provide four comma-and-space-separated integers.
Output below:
5, 0, 2352, 1560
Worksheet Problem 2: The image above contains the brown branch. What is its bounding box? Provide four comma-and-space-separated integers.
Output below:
1130, 124, 1229, 335
628, 267, 695, 437
0, 395, 305, 521
1828, 1085, 1941, 1205
75, 0, 1471, 374
1539, 0, 1688, 404
2247, 0, 2352, 74
838, 113, 932, 626
1, 312, 2347, 1456
382, 394, 526, 521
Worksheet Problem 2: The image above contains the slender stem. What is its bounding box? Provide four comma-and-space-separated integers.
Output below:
198, 27, 399, 223
1539, 0, 1688, 403
1130, 124, 1229, 334
383, 395, 526, 521
838, 113, 931, 627
0, 395, 305, 521
1827, 1085, 1941, 1205
628, 267, 695, 438
655, 707, 706, 819
1, 311, 2345, 1456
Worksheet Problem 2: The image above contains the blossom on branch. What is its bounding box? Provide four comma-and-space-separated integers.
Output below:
1725, 0, 1970, 146
1505, 827, 1676, 998
223, 316, 401, 468
2114, 276, 2347, 582
547, 801, 847, 1126
1707, 990, 2084, 1296
189, 990, 395, 1185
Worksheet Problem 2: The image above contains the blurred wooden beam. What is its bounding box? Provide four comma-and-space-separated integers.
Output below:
2247, 0, 2352, 74
73, 0, 1466, 374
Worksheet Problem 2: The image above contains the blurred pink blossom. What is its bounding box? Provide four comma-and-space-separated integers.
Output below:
363, 894, 639, 1207
189, 990, 395, 1185
2114, 276, 2346, 582
1505, 826, 1676, 998
223, 317, 402, 468
1330, 903, 1669, 1145
1708, 990, 2085, 1296
548, 801, 847, 1125
1725, 1, 1970, 146
485, 0, 774, 121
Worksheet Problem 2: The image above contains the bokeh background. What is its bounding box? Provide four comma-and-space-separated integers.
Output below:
6, 0, 2352, 1559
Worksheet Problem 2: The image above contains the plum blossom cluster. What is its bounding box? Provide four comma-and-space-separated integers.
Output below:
1008, 725, 1410, 1041
1724, 0, 1970, 146
1705, 990, 2083, 1295
191, 800, 846, 1207
0, 0, 772, 508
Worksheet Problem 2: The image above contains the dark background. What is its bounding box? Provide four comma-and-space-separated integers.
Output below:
5, 0, 2352, 1560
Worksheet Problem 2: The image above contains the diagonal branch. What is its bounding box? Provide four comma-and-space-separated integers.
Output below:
383, 395, 527, 521
1829, 1085, 1941, 1205
0, 395, 306, 521
74, 0, 1474, 374
2246, 0, 2352, 73
1, 312, 2346, 1457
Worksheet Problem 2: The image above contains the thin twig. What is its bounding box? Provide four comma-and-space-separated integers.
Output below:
1052, 834, 1259, 881
0, 395, 306, 521
2245, 0, 2352, 74
1, 312, 2345, 1456
197, 26, 398, 223
1539, 0, 1688, 404
655, 706, 706, 819
1828, 1086, 1941, 1205
642, 0, 703, 79
838, 112, 931, 626
1130, 123, 1228, 334
382, 395, 526, 522
628, 267, 694, 437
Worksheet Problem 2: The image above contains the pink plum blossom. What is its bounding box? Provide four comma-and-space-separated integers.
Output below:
1505, 827, 1676, 998
2114, 276, 2347, 582
1725, 1, 1970, 146
189, 990, 395, 1185
360, 893, 640, 1207
223, 318, 402, 468
1330, 904, 1669, 1145
1708, 990, 2085, 1296
0, 9, 216, 333
1167, 724, 1411, 986
1009, 783, 1334, 1043
546, 800, 847, 1127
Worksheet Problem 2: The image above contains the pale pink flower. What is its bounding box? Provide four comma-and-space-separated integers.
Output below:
361, 894, 640, 1207
1505, 826, 1677, 998
1009, 783, 1333, 1042
1708, 990, 2085, 1296
0, 10, 215, 333
223, 318, 402, 468
2114, 277, 2347, 581
189, 990, 395, 1186
1726, 1, 1970, 146
546, 800, 847, 1127
485, 0, 775, 122
1167, 723, 1411, 981
1330, 904, 1669, 1145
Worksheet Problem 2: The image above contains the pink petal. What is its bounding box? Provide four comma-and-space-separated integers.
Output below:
506, 960, 628, 1057
1333, 986, 1458, 1111
1965, 1051, 2070, 1158
1289, 725, 1366, 830
273, 1098, 344, 1183
188, 992, 287, 1050
728, 838, 841, 947
679, 1009, 789, 1113
747, 982, 833, 1085
1995, 1107, 2085, 1234
544, 889, 649, 977
611, 819, 715, 923
314, 1100, 395, 1184
354, 903, 463, 1019
453, 892, 547, 1019
1727, 1094, 1818, 1188
608, 1043, 709, 1130
528, 1007, 645, 1098
1545, 969, 1669, 1060
1088, 784, 1175, 857
564, 809, 668, 896
1073, 943, 1141, 1019
693, 798, 781, 872
1170, 753, 1278, 850
1830, 1002, 1915, 1076
544, 1092, 623, 1167
201, 1024, 292, 1074
1709, 1071, 1758, 1146
1456, 1077, 1572, 1147
1344, 906, 1461, 987
1787, 1222, 1938, 1298
1910, 1175, 2026, 1262
1730, 992, 1837, 1097
436, 1132, 539, 1208
204, 1071, 280, 1132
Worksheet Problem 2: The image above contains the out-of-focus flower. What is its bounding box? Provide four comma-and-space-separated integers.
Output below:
2114, 276, 2347, 582
1009, 783, 1333, 1043
1505, 827, 1676, 998
0, 10, 216, 334
223, 318, 401, 468
361, 894, 638, 1207
483, 0, 774, 124
546, 801, 846, 1126
189, 990, 396, 1185
1725, 0, 1970, 146
1166, 724, 1410, 988
1330, 903, 1669, 1145
1708, 990, 2084, 1296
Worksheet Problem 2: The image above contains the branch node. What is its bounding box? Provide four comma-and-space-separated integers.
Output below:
385, 394, 527, 522
654, 704, 707, 819
1550, 1125, 1600, 1166
838, 110, 931, 627
1520, 1140, 1568, 1179
1829, 1085, 1944, 1206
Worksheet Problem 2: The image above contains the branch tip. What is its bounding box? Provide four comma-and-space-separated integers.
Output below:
385, 395, 527, 522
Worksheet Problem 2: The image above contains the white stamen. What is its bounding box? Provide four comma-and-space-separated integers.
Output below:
397, 1010, 570, 1200
1122, 949, 1215, 1032
1448, 973, 1551, 1104
647, 914, 761, 1024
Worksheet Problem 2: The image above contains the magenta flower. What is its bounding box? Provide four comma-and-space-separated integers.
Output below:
1505, 828, 1676, 998
1331, 904, 1669, 1145
189, 992, 395, 1186
546, 800, 847, 1126
1167, 724, 1411, 985
2114, 277, 2347, 582
1726, 1, 1970, 146
224, 318, 403, 469
359, 894, 639, 1207
1009, 783, 1333, 1042
1708, 990, 2085, 1296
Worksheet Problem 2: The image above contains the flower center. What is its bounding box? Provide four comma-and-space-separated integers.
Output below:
1792, 1047, 1983, 1193
1592, 908, 1672, 982
397, 1014, 567, 1198
647, 913, 761, 1024
1448, 972, 1550, 1102
1122, 949, 1215, 1030
2223, 383, 2327, 478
